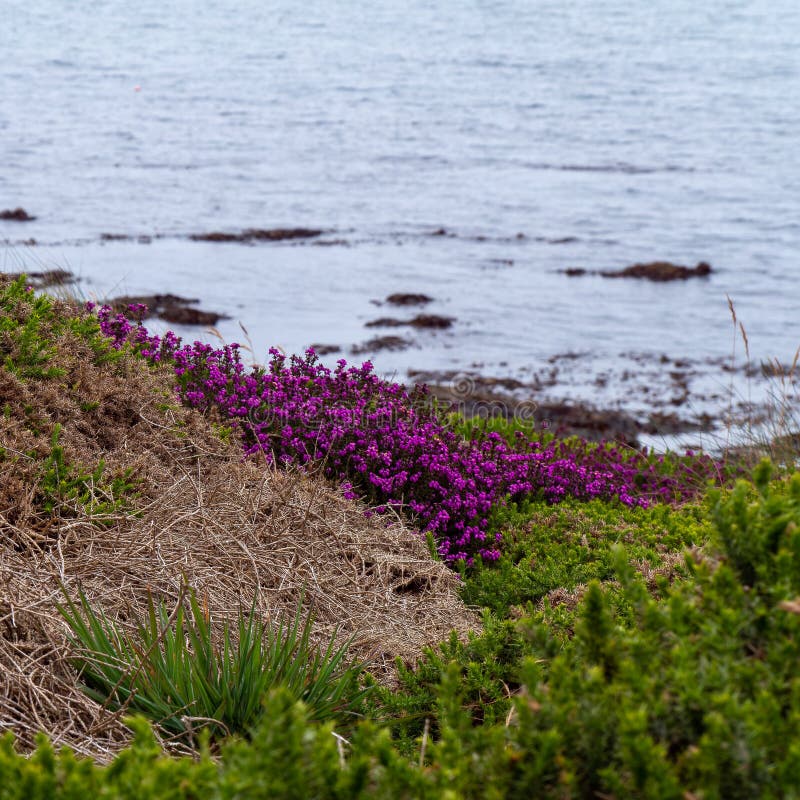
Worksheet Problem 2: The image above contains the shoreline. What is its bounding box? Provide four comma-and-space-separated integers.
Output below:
1, 261, 794, 453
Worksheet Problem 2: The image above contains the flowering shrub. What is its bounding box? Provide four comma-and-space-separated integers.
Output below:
94, 305, 721, 563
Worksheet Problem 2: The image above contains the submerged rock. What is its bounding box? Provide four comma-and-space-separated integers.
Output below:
190, 227, 323, 243
409, 314, 454, 329
385, 293, 434, 306
366, 314, 454, 330
110, 294, 228, 326
352, 335, 412, 354
308, 343, 341, 356
602, 261, 712, 281
365, 317, 406, 328
563, 261, 712, 282
0, 208, 36, 222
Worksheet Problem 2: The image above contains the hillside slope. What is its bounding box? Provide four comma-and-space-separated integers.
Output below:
0, 277, 478, 757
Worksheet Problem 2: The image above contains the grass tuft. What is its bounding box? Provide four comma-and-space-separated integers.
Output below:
57, 585, 370, 744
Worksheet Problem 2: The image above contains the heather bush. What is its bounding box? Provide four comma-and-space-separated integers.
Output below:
93, 303, 723, 563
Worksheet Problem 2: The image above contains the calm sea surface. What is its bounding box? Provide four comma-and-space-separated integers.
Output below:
2, 0, 799, 424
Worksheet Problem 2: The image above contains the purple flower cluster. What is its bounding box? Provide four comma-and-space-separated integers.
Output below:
96, 304, 181, 362
93, 306, 720, 563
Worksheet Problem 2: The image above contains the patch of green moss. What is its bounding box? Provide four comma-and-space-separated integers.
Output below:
211, 422, 234, 443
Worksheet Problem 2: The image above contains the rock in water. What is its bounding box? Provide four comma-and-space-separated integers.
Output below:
0, 207, 36, 222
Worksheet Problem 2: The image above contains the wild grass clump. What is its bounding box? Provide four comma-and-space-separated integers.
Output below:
58, 586, 368, 744
94, 303, 723, 563
717, 296, 800, 470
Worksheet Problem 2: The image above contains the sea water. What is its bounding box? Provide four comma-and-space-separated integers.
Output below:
2, 0, 799, 434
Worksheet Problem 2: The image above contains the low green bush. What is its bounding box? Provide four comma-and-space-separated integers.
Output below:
0, 718, 217, 800
38, 425, 137, 519
0, 277, 123, 380
370, 613, 523, 756
369, 462, 800, 797
504, 464, 800, 797
461, 496, 711, 616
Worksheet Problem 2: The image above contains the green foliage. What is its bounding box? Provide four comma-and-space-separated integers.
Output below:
367, 466, 800, 797
37, 425, 137, 518
450, 412, 547, 446
210, 422, 234, 443
710, 458, 800, 594
503, 471, 800, 798
216, 690, 362, 799
0, 720, 217, 800
371, 613, 523, 755
65, 313, 126, 366
57, 586, 370, 744
0, 276, 124, 380
0, 279, 63, 379
461, 496, 711, 616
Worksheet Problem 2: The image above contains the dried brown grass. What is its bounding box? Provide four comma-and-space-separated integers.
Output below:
0, 287, 479, 759
721, 297, 800, 466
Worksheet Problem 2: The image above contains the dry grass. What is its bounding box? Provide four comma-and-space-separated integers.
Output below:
0, 286, 479, 760
720, 297, 800, 467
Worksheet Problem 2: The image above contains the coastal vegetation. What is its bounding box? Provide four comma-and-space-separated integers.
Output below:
1, 275, 799, 797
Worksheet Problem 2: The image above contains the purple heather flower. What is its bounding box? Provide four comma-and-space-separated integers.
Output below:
92, 307, 722, 563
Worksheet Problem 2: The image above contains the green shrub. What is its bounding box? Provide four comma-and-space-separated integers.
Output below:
0, 276, 125, 380
0, 719, 217, 800
504, 465, 800, 797
0, 279, 63, 380
38, 425, 137, 519
371, 613, 523, 756
370, 464, 800, 797
461, 497, 711, 616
